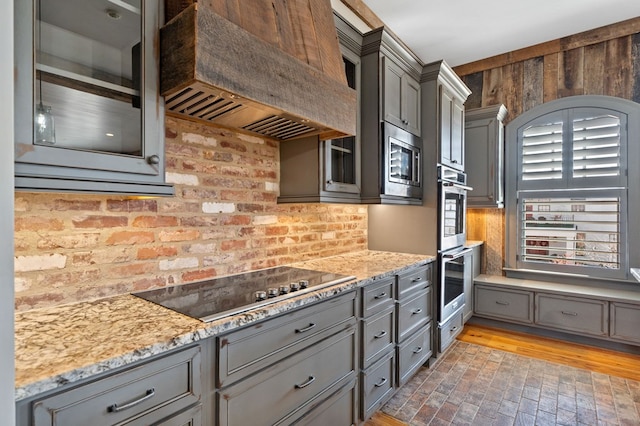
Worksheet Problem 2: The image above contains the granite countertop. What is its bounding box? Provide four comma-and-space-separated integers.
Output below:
15, 249, 435, 401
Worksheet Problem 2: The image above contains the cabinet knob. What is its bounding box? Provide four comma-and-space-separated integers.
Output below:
147, 155, 160, 165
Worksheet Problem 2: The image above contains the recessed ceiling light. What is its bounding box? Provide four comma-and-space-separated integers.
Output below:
106, 133, 114, 137
105, 9, 121, 20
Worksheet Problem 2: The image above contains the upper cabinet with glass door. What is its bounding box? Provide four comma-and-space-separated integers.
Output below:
14, 0, 173, 196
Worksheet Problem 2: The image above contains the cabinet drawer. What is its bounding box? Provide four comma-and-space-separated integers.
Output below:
474, 285, 534, 323
361, 350, 395, 420
397, 323, 432, 387
218, 291, 356, 387
33, 346, 201, 426
610, 302, 640, 344
294, 378, 357, 426
362, 305, 395, 367
439, 310, 463, 353
397, 264, 431, 300
218, 326, 356, 426
397, 287, 431, 343
536, 293, 608, 337
361, 277, 395, 317
154, 404, 202, 426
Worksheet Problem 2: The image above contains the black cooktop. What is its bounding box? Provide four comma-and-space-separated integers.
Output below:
133, 266, 355, 322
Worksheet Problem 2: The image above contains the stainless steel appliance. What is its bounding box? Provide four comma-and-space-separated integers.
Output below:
438, 247, 472, 324
134, 267, 355, 322
382, 122, 422, 200
438, 164, 471, 252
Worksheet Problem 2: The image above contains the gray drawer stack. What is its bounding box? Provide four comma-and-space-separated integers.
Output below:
359, 276, 396, 420
358, 261, 435, 422
20, 345, 202, 426
395, 264, 433, 387
216, 290, 358, 426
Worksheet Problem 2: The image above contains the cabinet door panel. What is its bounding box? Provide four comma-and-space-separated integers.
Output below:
610, 302, 640, 344
403, 76, 421, 136
474, 285, 534, 324
382, 57, 403, 129
535, 293, 608, 336
440, 87, 454, 164
450, 98, 465, 168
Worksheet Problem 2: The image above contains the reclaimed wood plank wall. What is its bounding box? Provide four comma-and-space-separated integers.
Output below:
456, 17, 640, 275
453, 17, 640, 125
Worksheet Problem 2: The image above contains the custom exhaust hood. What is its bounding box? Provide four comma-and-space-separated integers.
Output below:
160, 0, 357, 141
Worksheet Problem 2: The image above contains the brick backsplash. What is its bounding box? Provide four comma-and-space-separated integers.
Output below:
14, 117, 368, 311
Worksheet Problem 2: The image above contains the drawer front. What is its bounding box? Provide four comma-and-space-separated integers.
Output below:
33, 346, 201, 426
218, 327, 356, 426
397, 287, 431, 343
361, 277, 395, 318
474, 285, 534, 323
438, 310, 463, 353
362, 305, 395, 367
361, 350, 395, 420
610, 302, 640, 344
151, 404, 202, 426
218, 291, 356, 387
294, 378, 357, 426
397, 264, 432, 300
397, 323, 432, 387
536, 293, 608, 336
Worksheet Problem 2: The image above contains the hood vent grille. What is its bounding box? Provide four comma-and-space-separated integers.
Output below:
160, 2, 356, 141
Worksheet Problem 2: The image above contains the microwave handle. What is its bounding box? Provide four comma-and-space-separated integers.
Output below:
442, 181, 473, 191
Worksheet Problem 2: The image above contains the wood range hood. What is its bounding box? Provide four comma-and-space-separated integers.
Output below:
161, 0, 357, 141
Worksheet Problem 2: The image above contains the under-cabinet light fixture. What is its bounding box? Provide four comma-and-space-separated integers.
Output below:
34, 0, 55, 145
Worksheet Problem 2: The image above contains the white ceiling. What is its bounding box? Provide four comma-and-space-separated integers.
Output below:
361, 0, 640, 67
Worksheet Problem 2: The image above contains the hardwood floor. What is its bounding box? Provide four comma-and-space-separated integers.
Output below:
364, 323, 640, 425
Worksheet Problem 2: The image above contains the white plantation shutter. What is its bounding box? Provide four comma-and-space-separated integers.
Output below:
520, 196, 621, 270
572, 114, 621, 178
509, 99, 631, 279
521, 121, 564, 181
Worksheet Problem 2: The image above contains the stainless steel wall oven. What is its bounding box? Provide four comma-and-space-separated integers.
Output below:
438, 164, 471, 252
438, 247, 472, 324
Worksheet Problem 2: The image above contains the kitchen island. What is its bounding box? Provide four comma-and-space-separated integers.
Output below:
15, 250, 434, 403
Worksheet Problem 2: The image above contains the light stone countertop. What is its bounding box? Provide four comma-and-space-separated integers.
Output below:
15, 250, 435, 401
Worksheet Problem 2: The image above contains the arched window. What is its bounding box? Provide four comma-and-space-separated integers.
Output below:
505, 95, 640, 282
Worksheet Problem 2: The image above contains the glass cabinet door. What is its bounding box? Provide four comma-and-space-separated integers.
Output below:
14, 0, 172, 195
323, 52, 360, 195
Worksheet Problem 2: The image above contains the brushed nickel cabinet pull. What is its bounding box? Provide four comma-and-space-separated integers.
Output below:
495, 300, 510, 306
374, 292, 387, 299
413, 346, 423, 354
411, 277, 422, 282
374, 330, 388, 339
108, 388, 155, 413
374, 377, 388, 387
411, 308, 423, 315
450, 326, 458, 332
561, 311, 578, 316
295, 323, 316, 333
294, 376, 316, 389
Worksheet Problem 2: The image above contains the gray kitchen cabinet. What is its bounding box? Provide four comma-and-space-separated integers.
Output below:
361, 350, 395, 420
536, 293, 609, 337
396, 287, 432, 343
19, 345, 201, 426
217, 327, 356, 426
610, 302, 640, 344
382, 57, 421, 136
421, 60, 471, 172
215, 290, 358, 426
465, 105, 508, 208
438, 309, 464, 352
464, 243, 483, 323
13, 0, 173, 196
362, 305, 396, 367
397, 323, 432, 387
474, 284, 534, 324
294, 377, 358, 426
217, 290, 356, 388
278, 14, 362, 204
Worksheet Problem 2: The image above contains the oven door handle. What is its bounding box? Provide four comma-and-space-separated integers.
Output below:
442, 181, 473, 191
442, 247, 472, 259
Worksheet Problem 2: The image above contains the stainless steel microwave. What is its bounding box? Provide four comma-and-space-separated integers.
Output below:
382, 122, 422, 200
